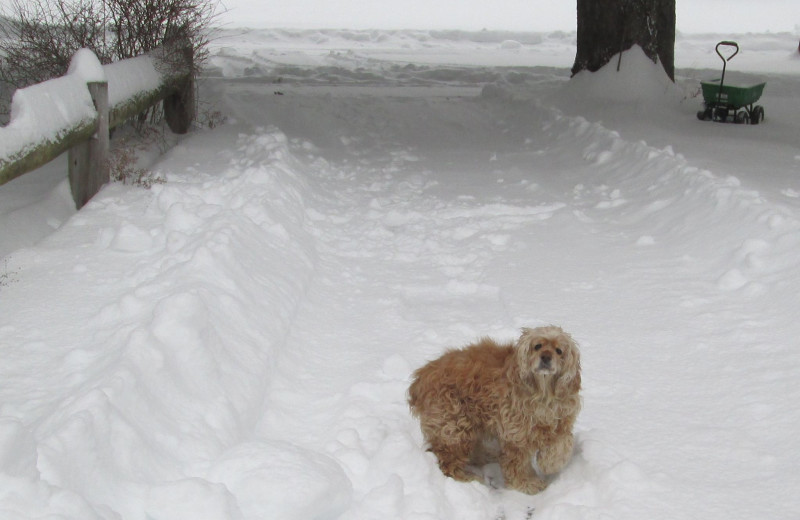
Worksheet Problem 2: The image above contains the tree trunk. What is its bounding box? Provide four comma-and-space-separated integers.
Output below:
572, 0, 675, 81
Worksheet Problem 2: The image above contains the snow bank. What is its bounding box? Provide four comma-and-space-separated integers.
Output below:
0, 128, 325, 519
565, 45, 683, 105
207, 28, 800, 74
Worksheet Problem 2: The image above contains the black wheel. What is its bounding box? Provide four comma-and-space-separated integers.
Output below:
714, 108, 729, 122
697, 108, 712, 121
734, 111, 749, 124
751, 105, 765, 125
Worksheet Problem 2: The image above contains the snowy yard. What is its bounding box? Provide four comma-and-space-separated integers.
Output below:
1, 29, 800, 519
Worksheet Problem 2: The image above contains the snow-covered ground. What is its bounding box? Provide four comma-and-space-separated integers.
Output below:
1, 28, 800, 520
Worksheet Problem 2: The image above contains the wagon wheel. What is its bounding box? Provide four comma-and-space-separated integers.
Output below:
697, 108, 712, 121
734, 111, 749, 124
713, 107, 729, 122
750, 105, 765, 125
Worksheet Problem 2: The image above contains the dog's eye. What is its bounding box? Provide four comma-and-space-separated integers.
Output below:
534, 344, 542, 351
556, 348, 563, 356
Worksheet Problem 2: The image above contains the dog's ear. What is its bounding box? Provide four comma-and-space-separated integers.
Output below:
554, 336, 581, 398
554, 363, 581, 398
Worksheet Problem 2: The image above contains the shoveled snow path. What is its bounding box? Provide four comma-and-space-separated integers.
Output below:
211, 81, 800, 518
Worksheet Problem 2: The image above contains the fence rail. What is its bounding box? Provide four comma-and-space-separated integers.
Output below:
0, 42, 194, 208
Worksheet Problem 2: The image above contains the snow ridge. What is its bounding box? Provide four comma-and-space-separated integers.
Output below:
543, 106, 800, 296
0, 128, 322, 519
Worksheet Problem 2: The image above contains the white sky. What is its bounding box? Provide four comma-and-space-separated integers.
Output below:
216, 0, 800, 34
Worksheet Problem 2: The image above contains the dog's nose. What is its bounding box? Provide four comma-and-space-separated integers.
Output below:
540, 353, 552, 365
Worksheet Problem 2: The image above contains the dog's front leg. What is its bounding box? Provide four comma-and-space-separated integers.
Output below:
429, 439, 480, 483
499, 444, 547, 494
535, 432, 574, 476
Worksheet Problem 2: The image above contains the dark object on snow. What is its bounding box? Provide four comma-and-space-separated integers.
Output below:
696, 41, 766, 125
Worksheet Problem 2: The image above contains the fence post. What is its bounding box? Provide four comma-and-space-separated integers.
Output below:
163, 41, 195, 134
69, 81, 109, 209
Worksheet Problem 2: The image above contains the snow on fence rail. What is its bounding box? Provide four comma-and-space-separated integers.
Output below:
0, 42, 194, 208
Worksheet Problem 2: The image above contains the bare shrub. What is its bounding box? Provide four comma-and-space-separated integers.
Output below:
108, 145, 165, 188
0, 0, 219, 94
0, 258, 19, 290
108, 123, 170, 188
0, 0, 113, 87
196, 100, 227, 129
109, 0, 216, 69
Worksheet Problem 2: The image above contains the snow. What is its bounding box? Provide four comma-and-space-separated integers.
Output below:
0, 71, 96, 164
67, 49, 107, 84
566, 46, 683, 104
103, 54, 163, 107
2, 28, 800, 520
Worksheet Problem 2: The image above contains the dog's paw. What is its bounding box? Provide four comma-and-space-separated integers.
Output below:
512, 476, 547, 495
440, 462, 481, 483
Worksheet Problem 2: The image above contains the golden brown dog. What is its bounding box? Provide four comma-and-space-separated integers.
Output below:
408, 326, 581, 494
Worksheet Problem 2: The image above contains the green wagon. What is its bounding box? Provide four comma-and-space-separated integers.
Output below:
696, 41, 766, 125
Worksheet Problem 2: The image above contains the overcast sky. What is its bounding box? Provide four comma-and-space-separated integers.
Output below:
216, 0, 800, 34
0, 0, 796, 34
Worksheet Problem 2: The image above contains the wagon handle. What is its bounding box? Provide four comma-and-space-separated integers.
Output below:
715, 41, 739, 63
715, 41, 739, 107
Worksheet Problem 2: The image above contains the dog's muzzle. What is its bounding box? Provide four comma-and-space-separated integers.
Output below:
535, 354, 555, 374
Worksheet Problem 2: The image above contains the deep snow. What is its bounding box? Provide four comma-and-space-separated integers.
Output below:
1, 28, 800, 520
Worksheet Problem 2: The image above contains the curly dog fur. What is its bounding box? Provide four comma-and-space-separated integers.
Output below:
408, 326, 581, 494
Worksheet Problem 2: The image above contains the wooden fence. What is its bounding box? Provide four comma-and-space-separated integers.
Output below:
0, 43, 195, 208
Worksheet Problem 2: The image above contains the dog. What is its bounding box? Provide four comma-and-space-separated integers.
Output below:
408, 326, 581, 494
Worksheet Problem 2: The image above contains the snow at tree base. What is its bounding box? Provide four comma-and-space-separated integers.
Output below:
1, 29, 799, 520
